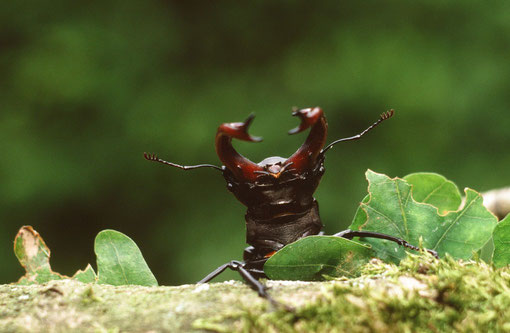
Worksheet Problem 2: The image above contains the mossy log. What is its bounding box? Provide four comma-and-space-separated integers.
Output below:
2, 255, 510, 332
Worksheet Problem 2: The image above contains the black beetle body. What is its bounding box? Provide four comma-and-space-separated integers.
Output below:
224, 158, 324, 261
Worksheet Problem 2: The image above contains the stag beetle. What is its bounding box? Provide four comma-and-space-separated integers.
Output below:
144, 107, 437, 305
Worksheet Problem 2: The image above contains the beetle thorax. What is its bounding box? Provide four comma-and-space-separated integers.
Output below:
222, 158, 324, 252
222, 155, 324, 214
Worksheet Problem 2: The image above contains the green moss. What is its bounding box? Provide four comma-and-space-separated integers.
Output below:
197, 254, 510, 332
1, 255, 509, 332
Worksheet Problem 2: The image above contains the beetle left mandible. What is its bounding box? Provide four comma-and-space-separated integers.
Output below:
145, 107, 437, 306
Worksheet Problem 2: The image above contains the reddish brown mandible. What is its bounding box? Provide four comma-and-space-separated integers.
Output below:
215, 107, 328, 182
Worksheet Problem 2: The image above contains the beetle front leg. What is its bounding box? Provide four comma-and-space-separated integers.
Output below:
198, 260, 283, 308
335, 229, 439, 258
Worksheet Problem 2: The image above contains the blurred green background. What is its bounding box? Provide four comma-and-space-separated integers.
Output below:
1, 1, 509, 285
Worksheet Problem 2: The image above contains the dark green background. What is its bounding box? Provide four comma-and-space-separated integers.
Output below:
1, 1, 509, 285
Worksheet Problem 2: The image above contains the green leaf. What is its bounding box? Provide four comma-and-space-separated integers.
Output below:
403, 172, 462, 213
72, 264, 97, 283
95, 230, 158, 286
350, 170, 497, 263
14, 226, 63, 284
264, 236, 374, 281
493, 214, 510, 268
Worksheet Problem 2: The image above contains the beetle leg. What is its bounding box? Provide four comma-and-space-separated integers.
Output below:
234, 264, 292, 310
320, 109, 394, 158
143, 153, 223, 171
198, 260, 287, 309
198, 260, 270, 297
335, 229, 439, 258
197, 262, 233, 283
236, 264, 270, 298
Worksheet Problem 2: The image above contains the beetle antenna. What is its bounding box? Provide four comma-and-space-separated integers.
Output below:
143, 152, 223, 171
320, 109, 394, 156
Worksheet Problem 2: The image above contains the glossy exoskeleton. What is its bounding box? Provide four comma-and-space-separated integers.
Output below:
144, 107, 438, 305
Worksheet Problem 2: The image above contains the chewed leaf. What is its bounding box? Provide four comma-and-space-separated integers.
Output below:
72, 264, 97, 283
350, 170, 497, 263
15, 226, 51, 274
264, 236, 373, 281
95, 230, 158, 286
14, 226, 98, 284
404, 172, 462, 214
14, 226, 63, 284
493, 214, 510, 268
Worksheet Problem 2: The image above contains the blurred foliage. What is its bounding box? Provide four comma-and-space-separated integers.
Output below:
1, 0, 509, 285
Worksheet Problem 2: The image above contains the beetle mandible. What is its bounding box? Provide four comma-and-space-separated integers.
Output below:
144, 107, 437, 305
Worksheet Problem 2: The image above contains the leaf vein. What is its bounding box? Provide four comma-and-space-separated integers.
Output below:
422, 181, 447, 203
107, 233, 129, 283
395, 181, 409, 239
432, 197, 477, 250
363, 205, 405, 238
